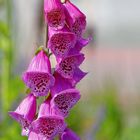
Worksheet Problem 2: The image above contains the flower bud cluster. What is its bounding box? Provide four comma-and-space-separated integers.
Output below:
9, 0, 91, 139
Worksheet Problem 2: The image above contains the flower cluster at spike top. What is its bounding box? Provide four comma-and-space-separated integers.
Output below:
9, 0, 91, 139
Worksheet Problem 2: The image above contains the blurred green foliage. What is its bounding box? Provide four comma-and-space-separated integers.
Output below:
0, 0, 25, 139
0, 0, 140, 140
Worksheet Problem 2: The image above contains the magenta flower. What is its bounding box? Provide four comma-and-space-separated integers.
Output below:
22, 50, 55, 97
48, 26, 76, 58
64, 0, 86, 38
44, 0, 65, 29
56, 53, 85, 79
31, 99, 66, 139
51, 89, 81, 118
9, 93, 36, 133
60, 128, 80, 140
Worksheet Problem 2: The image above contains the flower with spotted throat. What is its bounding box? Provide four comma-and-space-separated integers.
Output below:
9, 93, 37, 136
31, 99, 66, 139
22, 50, 55, 97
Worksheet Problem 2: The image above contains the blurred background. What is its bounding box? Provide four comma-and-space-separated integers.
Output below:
0, 0, 140, 139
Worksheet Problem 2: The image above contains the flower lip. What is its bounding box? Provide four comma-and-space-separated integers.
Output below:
9, 111, 31, 133
48, 31, 76, 58
70, 68, 88, 86
31, 116, 66, 139
56, 53, 85, 79
68, 37, 92, 55
51, 88, 81, 117
22, 72, 55, 97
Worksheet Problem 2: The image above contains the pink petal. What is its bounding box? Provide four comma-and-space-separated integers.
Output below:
22, 72, 55, 97
70, 68, 88, 86
31, 116, 66, 139
9, 94, 37, 129
56, 54, 85, 79
64, 0, 86, 38
38, 99, 50, 118
27, 50, 51, 73
51, 89, 81, 117
48, 26, 76, 58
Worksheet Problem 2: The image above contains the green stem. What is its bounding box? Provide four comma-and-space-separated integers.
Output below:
46, 24, 49, 48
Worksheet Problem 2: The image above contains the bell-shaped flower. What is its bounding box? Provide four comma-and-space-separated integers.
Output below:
55, 53, 85, 79
44, 0, 65, 29
51, 89, 81, 118
31, 99, 66, 139
60, 128, 80, 140
48, 26, 76, 58
64, 0, 86, 38
22, 50, 55, 97
9, 93, 37, 134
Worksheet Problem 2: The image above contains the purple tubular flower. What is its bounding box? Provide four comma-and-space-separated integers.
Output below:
64, 0, 86, 38
50, 72, 73, 96
9, 93, 36, 133
31, 99, 66, 139
22, 50, 55, 97
44, 0, 65, 29
48, 26, 76, 58
56, 53, 85, 79
60, 128, 80, 140
51, 89, 81, 118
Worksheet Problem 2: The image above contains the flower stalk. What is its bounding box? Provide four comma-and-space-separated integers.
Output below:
9, 0, 91, 139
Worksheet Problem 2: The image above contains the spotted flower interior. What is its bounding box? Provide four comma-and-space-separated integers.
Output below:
23, 72, 54, 97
